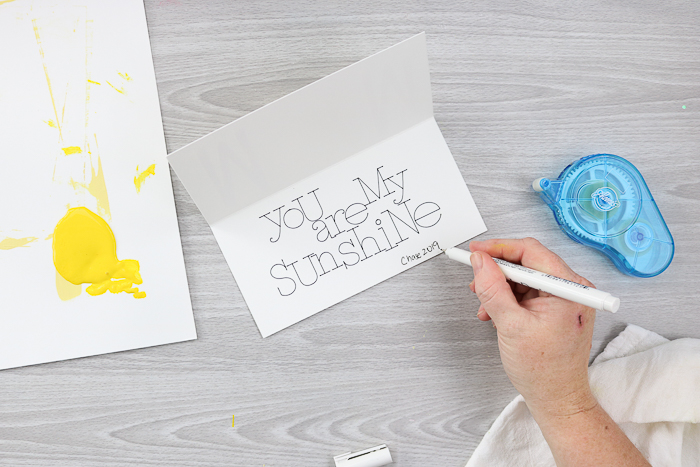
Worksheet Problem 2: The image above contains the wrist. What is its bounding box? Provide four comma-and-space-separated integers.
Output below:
527, 392, 651, 467
525, 387, 599, 429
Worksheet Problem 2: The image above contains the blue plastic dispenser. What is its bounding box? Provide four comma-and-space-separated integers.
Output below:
533, 154, 674, 277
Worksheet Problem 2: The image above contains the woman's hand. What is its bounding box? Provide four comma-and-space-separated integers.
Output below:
468, 238, 651, 466
469, 237, 597, 419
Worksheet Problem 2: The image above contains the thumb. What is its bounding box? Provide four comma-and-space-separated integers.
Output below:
471, 251, 521, 322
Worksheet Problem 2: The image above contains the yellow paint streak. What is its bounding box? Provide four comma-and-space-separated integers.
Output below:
134, 164, 156, 193
68, 177, 84, 191
45, 119, 57, 128
117, 72, 132, 81
61, 86, 67, 127
52, 207, 145, 299
87, 79, 101, 85
88, 134, 112, 220
106, 80, 125, 94
0, 237, 38, 250
32, 19, 63, 141
56, 271, 82, 301
62, 146, 82, 155
88, 155, 111, 219
0, 0, 17, 6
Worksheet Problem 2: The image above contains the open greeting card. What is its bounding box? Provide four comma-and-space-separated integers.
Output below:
168, 33, 486, 337
0, 0, 195, 370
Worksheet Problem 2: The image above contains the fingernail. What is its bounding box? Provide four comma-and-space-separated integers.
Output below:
469, 280, 475, 292
471, 252, 483, 274
476, 309, 482, 318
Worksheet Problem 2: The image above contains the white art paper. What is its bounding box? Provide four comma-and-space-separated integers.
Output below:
0, 0, 196, 370
168, 33, 486, 337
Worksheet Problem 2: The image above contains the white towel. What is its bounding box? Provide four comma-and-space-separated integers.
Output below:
466, 325, 700, 467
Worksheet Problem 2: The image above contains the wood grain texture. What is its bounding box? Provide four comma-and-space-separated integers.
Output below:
2, 0, 699, 465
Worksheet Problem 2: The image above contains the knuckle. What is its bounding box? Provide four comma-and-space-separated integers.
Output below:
524, 237, 541, 246
476, 280, 505, 308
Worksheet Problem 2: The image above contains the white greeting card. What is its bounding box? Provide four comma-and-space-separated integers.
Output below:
168, 33, 486, 337
0, 0, 196, 369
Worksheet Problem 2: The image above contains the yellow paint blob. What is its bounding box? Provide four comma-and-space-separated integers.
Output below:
0, 236, 38, 250
62, 146, 82, 155
52, 207, 146, 299
45, 119, 57, 128
134, 164, 155, 193
117, 72, 132, 81
87, 79, 101, 85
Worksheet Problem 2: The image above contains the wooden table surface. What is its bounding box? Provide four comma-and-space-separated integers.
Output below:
2, 1, 699, 465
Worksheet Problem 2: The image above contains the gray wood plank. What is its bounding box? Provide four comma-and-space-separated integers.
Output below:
1, 0, 699, 465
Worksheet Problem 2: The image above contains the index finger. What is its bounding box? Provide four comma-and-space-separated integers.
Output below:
469, 238, 594, 287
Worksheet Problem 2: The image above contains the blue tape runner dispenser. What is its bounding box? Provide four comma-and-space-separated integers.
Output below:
533, 154, 674, 277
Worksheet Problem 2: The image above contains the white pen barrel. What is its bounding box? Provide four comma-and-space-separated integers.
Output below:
444, 247, 472, 266
492, 259, 619, 312
444, 248, 619, 313
334, 445, 393, 467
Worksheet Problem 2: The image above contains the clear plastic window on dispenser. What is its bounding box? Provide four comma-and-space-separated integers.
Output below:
533, 154, 674, 278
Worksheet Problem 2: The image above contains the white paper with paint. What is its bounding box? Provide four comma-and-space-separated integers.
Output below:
0, 0, 196, 370
168, 33, 487, 337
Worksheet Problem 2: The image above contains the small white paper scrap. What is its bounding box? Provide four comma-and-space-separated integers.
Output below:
168, 33, 487, 337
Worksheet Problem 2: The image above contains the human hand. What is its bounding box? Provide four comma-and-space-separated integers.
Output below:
468, 238, 597, 422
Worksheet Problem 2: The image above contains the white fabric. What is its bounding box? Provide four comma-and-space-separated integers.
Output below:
466, 325, 700, 466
